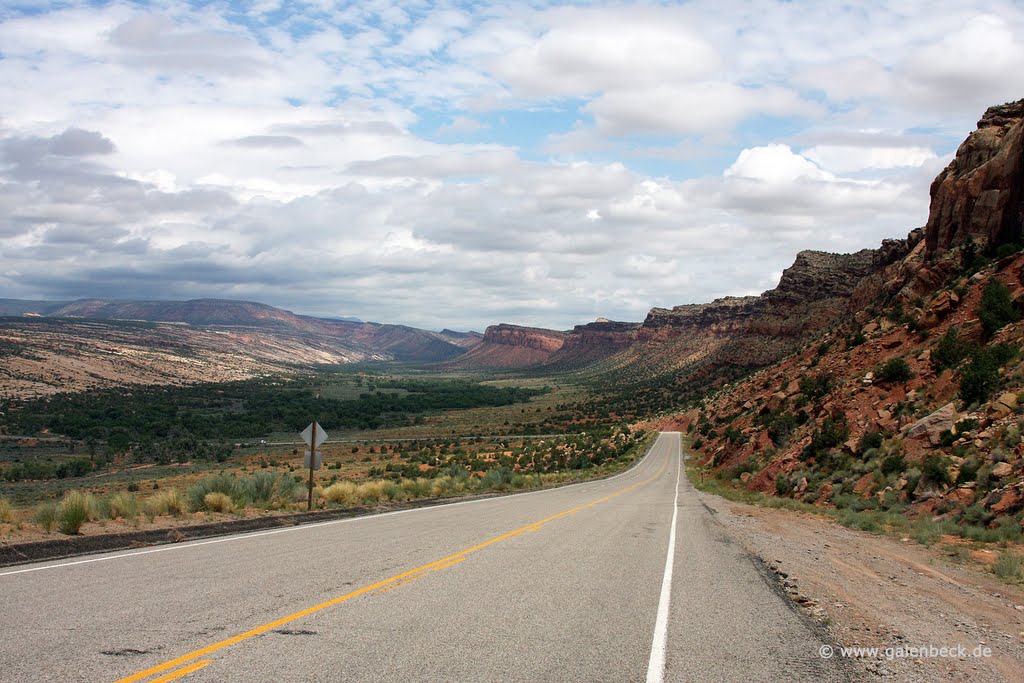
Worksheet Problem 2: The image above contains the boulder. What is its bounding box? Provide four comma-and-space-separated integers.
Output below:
766, 391, 788, 412
907, 402, 961, 446
991, 461, 1013, 478
984, 485, 1024, 514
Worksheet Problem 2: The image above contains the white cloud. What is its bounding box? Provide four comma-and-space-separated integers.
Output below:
494, 7, 719, 97
0, 0, 1020, 330
802, 145, 938, 173
585, 83, 812, 137
724, 144, 831, 183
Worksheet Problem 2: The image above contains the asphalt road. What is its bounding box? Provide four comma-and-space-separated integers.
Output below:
0, 433, 848, 682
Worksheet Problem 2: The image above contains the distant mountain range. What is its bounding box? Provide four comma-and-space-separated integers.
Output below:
0, 298, 482, 358
0, 298, 490, 397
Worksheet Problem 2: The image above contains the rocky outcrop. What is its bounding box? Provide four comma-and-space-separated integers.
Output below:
631, 248, 889, 376
445, 324, 569, 369
452, 320, 643, 370
480, 324, 567, 352
764, 249, 878, 306
559, 321, 640, 353
925, 99, 1024, 258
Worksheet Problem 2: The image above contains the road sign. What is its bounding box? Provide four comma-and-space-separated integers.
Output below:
303, 450, 322, 470
300, 422, 328, 448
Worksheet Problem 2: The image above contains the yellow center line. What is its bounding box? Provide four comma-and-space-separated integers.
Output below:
146, 660, 212, 683
113, 443, 672, 683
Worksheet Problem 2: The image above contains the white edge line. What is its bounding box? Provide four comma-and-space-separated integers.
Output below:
0, 433, 666, 578
646, 432, 680, 683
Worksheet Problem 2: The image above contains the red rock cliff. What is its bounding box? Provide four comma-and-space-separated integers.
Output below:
925, 99, 1024, 258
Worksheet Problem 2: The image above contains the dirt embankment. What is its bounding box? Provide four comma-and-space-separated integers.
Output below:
698, 489, 1024, 683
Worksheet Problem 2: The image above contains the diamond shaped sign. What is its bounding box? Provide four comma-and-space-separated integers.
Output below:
300, 422, 328, 448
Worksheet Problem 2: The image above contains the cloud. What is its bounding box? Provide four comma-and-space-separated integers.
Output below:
494, 7, 719, 97
585, 82, 814, 137
226, 135, 305, 149
49, 128, 116, 156
0, 1, 1019, 330
802, 145, 938, 173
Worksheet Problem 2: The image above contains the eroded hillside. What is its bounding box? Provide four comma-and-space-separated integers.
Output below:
651, 99, 1024, 532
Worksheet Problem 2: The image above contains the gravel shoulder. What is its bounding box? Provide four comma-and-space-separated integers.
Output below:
695, 488, 1024, 682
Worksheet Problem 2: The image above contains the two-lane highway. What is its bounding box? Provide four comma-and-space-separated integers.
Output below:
0, 434, 847, 682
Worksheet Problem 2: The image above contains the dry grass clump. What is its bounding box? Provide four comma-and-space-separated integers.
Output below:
356, 480, 387, 505
202, 492, 234, 513
994, 551, 1024, 583
57, 491, 95, 534
0, 498, 14, 524
322, 481, 358, 505
33, 502, 57, 533
108, 492, 140, 520
143, 489, 188, 519
400, 478, 433, 498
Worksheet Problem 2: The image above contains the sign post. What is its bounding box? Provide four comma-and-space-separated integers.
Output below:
300, 422, 328, 511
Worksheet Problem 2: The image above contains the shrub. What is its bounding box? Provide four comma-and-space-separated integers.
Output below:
775, 474, 794, 495
807, 416, 850, 456
0, 498, 13, 524
993, 551, 1024, 583
799, 372, 832, 400
959, 348, 1003, 405
481, 467, 514, 490
961, 239, 986, 272
932, 326, 971, 371
979, 279, 1019, 338
55, 458, 93, 479
723, 426, 746, 445
880, 453, 906, 476
846, 332, 867, 349
239, 471, 300, 509
202, 492, 234, 513
187, 474, 240, 511
33, 502, 57, 533
876, 357, 913, 383
921, 455, 951, 486
858, 430, 883, 453
57, 491, 93, 534
108, 492, 139, 520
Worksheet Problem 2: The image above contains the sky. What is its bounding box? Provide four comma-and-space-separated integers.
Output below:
1, 1, 1024, 331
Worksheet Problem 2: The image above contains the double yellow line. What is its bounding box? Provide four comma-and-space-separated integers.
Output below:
115, 441, 672, 683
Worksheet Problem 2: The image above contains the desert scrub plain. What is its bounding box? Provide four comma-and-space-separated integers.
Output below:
0, 369, 652, 542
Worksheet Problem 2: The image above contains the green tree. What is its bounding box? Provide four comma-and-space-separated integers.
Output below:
978, 279, 1019, 338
